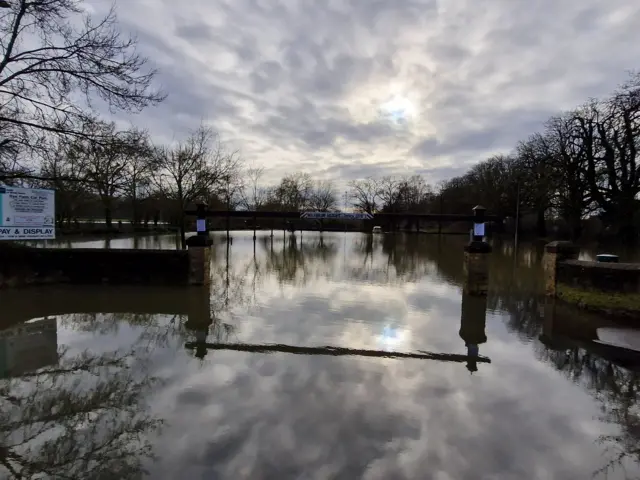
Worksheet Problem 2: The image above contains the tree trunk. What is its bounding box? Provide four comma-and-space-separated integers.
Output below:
105, 207, 112, 229
613, 201, 639, 245
568, 215, 582, 242
536, 208, 547, 238
179, 214, 186, 250
131, 191, 138, 226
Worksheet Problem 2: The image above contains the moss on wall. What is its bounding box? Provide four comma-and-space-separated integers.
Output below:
557, 283, 640, 319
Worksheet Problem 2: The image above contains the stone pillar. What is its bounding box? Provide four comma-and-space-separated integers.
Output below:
463, 205, 492, 295
186, 234, 213, 286
463, 242, 491, 295
459, 293, 488, 373
539, 297, 556, 346
185, 284, 212, 359
537, 297, 572, 351
543, 241, 579, 296
185, 201, 213, 285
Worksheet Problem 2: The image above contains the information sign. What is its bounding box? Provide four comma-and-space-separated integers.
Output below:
0, 185, 55, 240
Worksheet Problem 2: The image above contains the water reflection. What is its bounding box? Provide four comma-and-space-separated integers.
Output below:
2, 232, 640, 478
539, 300, 640, 477
0, 318, 160, 479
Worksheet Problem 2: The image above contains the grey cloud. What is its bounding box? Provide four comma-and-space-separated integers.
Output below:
90, 0, 640, 184
411, 106, 556, 159
173, 21, 215, 43
250, 61, 284, 93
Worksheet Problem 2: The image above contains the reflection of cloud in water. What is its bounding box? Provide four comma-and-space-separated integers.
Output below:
145, 345, 604, 480
376, 324, 410, 352
2, 232, 638, 478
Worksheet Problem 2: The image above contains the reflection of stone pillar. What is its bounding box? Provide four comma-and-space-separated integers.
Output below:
0, 317, 58, 378
186, 284, 212, 359
463, 241, 492, 296
186, 235, 213, 286
539, 297, 556, 346
459, 294, 488, 373
542, 241, 579, 296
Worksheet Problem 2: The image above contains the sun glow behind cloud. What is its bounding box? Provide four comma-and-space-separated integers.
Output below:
87, 0, 640, 187
380, 95, 417, 125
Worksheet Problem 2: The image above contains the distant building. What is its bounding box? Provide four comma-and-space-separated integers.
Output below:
0, 317, 58, 378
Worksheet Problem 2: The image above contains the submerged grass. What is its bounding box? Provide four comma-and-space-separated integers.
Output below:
557, 283, 640, 319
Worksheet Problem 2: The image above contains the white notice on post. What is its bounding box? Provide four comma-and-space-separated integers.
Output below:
0, 185, 55, 240
196, 219, 206, 232
473, 223, 485, 237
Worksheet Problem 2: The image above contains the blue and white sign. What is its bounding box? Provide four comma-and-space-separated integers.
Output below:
473, 223, 485, 237
301, 211, 373, 220
0, 185, 55, 240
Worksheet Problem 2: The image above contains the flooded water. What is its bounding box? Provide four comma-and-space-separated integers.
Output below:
2, 232, 640, 479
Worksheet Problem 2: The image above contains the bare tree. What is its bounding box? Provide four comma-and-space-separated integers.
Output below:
72, 120, 131, 228
241, 165, 267, 211
219, 168, 245, 211
120, 128, 153, 226
543, 113, 593, 239
377, 176, 401, 212
308, 180, 338, 211
273, 172, 313, 211
39, 137, 89, 227
395, 175, 433, 212
348, 177, 380, 214
153, 125, 240, 247
0, 1, 164, 166
586, 76, 640, 239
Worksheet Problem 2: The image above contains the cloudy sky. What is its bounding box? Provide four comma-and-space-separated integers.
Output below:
87, 0, 639, 187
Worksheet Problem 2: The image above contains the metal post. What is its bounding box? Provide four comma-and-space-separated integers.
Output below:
226, 198, 230, 244
438, 193, 444, 235
515, 181, 520, 247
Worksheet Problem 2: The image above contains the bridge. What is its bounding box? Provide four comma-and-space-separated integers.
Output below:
185, 208, 502, 223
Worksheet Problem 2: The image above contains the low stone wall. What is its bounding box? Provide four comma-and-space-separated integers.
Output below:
544, 241, 640, 318
557, 260, 640, 293
0, 243, 199, 288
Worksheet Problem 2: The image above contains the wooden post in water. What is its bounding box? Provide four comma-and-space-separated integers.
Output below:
463, 205, 492, 296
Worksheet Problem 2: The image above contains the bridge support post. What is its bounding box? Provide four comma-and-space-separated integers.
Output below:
463, 205, 491, 296
186, 203, 213, 286
459, 293, 488, 373
542, 241, 579, 296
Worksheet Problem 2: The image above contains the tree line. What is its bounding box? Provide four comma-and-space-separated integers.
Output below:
436, 73, 640, 241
